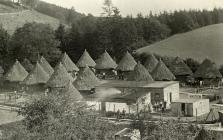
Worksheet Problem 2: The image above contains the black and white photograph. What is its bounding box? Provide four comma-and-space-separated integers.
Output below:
1, 0, 223, 139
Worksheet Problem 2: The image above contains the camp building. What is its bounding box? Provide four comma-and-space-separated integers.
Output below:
60, 52, 79, 73
39, 56, 54, 76
151, 59, 176, 81
144, 53, 159, 73
76, 49, 96, 69
116, 51, 137, 80
21, 58, 34, 73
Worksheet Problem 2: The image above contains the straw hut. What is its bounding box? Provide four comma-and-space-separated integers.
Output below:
73, 66, 100, 91
46, 62, 74, 89
152, 59, 176, 81
95, 51, 117, 79
60, 52, 79, 73
127, 62, 154, 81
116, 51, 137, 80
21, 58, 34, 73
39, 56, 54, 76
194, 59, 222, 86
144, 53, 159, 73
76, 49, 96, 69
61, 81, 83, 101
169, 57, 193, 83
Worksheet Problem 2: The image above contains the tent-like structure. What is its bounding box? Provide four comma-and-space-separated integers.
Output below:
116, 51, 137, 80
73, 66, 100, 91
128, 62, 154, 81
21, 58, 34, 73
39, 56, 54, 76
46, 62, 74, 88
4, 60, 28, 82
60, 52, 79, 72
152, 59, 176, 81
61, 81, 83, 101
144, 54, 159, 73
76, 49, 96, 68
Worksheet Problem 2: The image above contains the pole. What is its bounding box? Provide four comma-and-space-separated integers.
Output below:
196, 109, 198, 122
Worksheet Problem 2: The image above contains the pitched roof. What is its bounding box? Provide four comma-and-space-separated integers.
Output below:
169, 57, 193, 76
21, 58, 34, 72
152, 59, 176, 81
194, 59, 222, 79
61, 52, 79, 72
73, 66, 100, 90
95, 51, 117, 70
144, 53, 159, 73
39, 56, 54, 76
4, 60, 28, 82
128, 62, 154, 81
76, 50, 96, 68
62, 81, 83, 101
116, 51, 137, 71
46, 62, 74, 88
23, 61, 50, 85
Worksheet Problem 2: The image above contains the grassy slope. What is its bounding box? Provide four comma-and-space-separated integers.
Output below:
136, 23, 223, 66
0, 4, 60, 35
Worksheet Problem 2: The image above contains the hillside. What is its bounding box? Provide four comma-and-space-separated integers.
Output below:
136, 23, 223, 66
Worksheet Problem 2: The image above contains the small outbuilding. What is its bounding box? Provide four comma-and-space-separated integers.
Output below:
144, 53, 159, 73
76, 49, 96, 69
39, 56, 54, 76
171, 99, 210, 117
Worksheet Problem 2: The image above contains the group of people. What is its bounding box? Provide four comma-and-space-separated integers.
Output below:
153, 101, 167, 112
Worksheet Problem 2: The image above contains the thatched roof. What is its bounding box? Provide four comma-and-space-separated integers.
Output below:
4, 60, 28, 82
73, 66, 100, 90
128, 62, 154, 81
194, 59, 222, 79
144, 53, 159, 73
61, 52, 79, 72
169, 57, 193, 76
23, 61, 50, 85
95, 51, 117, 70
62, 81, 83, 101
46, 62, 74, 88
21, 58, 34, 73
152, 59, 176, 81
116, 51, 137, 71
76, 50, 96, 68
39, 56, 54, 76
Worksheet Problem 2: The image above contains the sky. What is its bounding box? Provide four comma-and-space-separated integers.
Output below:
42, 0, 223, 16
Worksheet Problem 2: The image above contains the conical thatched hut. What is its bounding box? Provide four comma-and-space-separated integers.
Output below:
60, 52, 79, 73
169, 57, 193, 83
46, 62, 74, 89
95, 51, 117, 79
21, 58, 34, 73
39, 56, 54, 76
76, 49, 96, 69
152, 59, 176, 81
62, 81, 83, 101
194, 59, 222, 86
144, 54, 159, 73
116, 51, 137, 80
127, 62, 154, 81
73, 66, 100, 91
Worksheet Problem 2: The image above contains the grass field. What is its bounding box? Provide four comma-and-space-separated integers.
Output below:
136, 23, 223, 66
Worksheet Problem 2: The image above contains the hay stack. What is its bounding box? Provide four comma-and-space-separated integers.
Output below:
144, 54, 159, 73
77, 49, 96, 68
23, 61, 50, 85
4, 60, 28, 82
61, 52, 79, 72
169, 57, 193, 76
39, 56, 54, 76
46, 62, 74, 88
73, 66, 100, 90
21, 58, 34, 73
128, 62, 154, 81
152, 59, 176, 81
95, 51, 117, 70
194, 59, 222, 79
116, 51, 137, 72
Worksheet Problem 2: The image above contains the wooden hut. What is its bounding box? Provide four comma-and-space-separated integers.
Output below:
152, 59, 176, 81
194, 59, 222, 86
60, 52, 79, 73
116, 51, 137, 80
144, 53, 159, 73
127, 62, 154, 81
169, 57, 193, 83
95, 51, 117, 79
76, 49, 96, 70
21, 58, 34, 73
39, 56, 54, 76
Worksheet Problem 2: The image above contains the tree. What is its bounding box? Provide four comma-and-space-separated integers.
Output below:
55, 24, 66, 51
21, 0, 39, 8
184, 58, 200, 73
66, 7, 76, 25
0, 25, 10, 70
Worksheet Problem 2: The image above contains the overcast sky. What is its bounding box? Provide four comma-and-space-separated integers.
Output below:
42, 0, 223, 16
